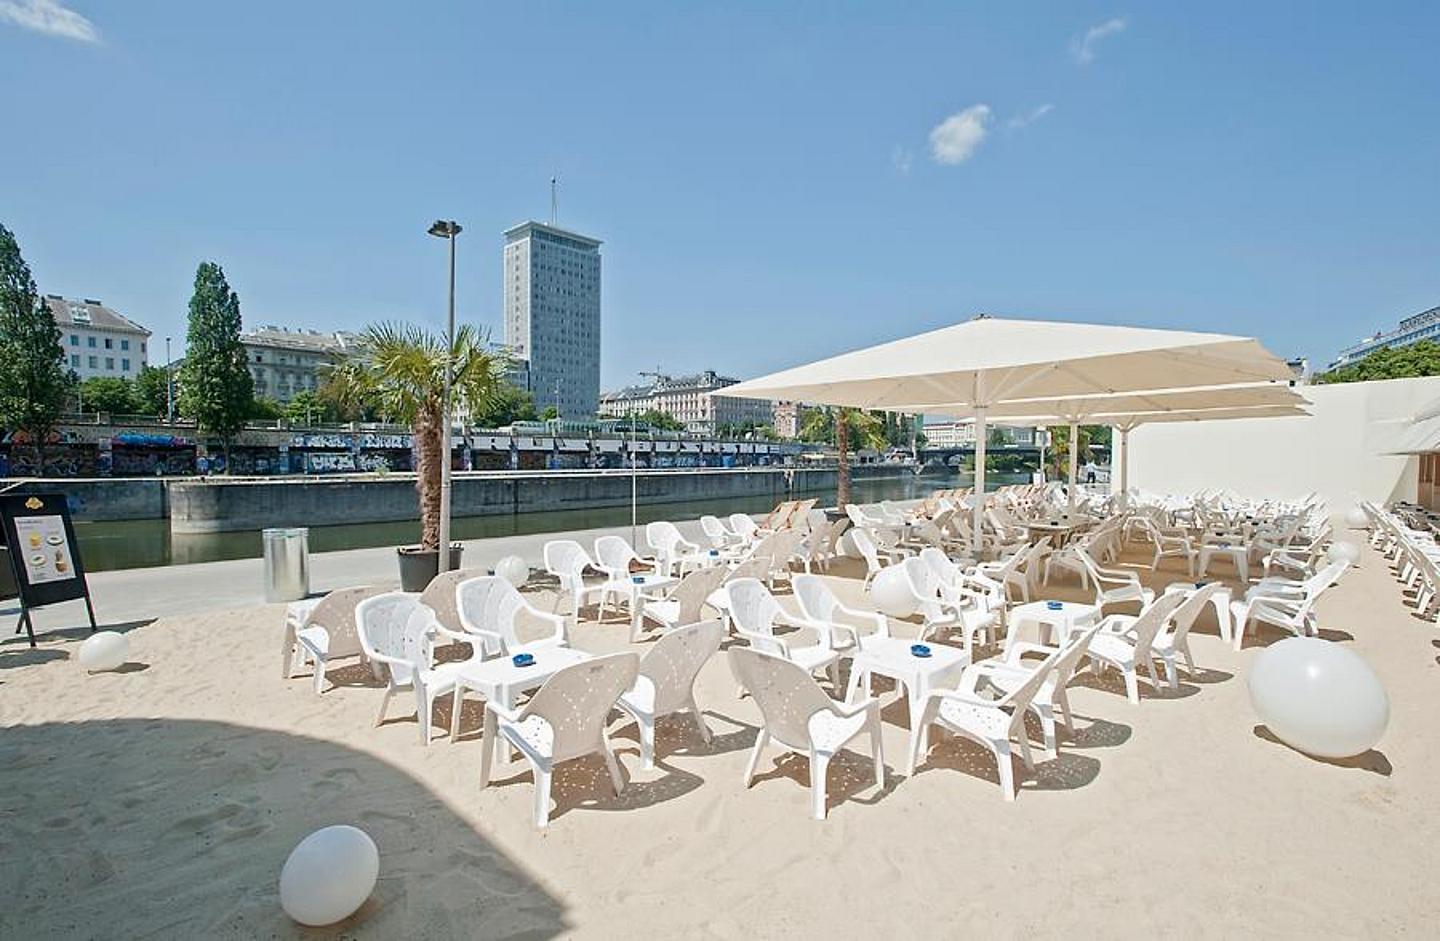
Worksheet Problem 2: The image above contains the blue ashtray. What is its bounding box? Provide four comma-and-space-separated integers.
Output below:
512, 653, 535, 668
1195, 581, 1208, 588
631, 575, 645, 584
910, 644, 932, 658
709, 549, 720, 557
1046, 601, 1064, 611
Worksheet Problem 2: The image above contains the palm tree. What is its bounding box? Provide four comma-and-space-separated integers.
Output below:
799, 406, 888, 506
325, 322, 509, 550
1045, 425, 1092, 480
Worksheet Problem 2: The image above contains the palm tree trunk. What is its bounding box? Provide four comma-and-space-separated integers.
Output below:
415, 402, 443, 550
836, 410, 851, 508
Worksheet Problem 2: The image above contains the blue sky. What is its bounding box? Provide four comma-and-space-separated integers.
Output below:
3, 2, 1437, 386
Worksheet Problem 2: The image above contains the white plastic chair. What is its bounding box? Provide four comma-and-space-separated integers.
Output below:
792, 572, 890, 657
728, 646, 884, 820
646, 521, 703, 576
700, 514, 740, 549
614, 620, 724, 769
725, 577, 840, 685
900, 556, 999, 650
850, 527, 906, 588
1087, 591, 1186, 703
283, 584, 387, 692
357, 592, 474, 745
1076, 547, 1155, 611
639, 564, 728, 636
1150, 582, 1222, 686
593, 534, 659, 619
481, 652, 640, 828
543, 539, 608, 623
727, 513, 764, 546
1230, 561, 1347, 646
909, 645, 1060, 800
455, 575, 569, 657
976, 623, 1103, 757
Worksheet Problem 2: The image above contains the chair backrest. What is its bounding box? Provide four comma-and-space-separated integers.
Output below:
640, 619, 724, 715
1166, 582, 1225, 644
824, 517, 851, 555
844, 504, 869, 527
305, 585, 388, 659
723, 557, 771, 586
417, 570, 486, 634
728, 513, 760, 541
792, 573, 840, 624
593, 535, 639, 577
455, 575, 530, 652
668, 565, 730, 624
850, 527, 883, 572
728, 646, 838, 751
646, 521, 682, 556
919, 546, 958, 586
519, 652, 639, 763
764, 500, 798, 530
543, 539, 592, 589
901, 556, 948, 622
805, 507, 828, 536
1050, 623, 1103, 690
699, 515, 732, 547
1127, 592, 1188, 655
991, 644, 1063, 715
356, 591, 432, 685
1303, 560, 1348, 600
724, 577, 785, 649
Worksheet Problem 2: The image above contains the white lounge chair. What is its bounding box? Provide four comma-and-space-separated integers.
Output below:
728, 646, 884, 820
543, 539, 608, 624
1088, 592, 1186, 703
480, 652, 639, 828
455, 575, 569, 657
614, 620, 724, 769
283, 584, 387, 692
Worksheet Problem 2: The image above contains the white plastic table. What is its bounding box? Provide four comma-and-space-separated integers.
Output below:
1198, 540, 1249, 582
615, 573, 679, 640
845, 637, 970, 754
1006, 600, 1099, 650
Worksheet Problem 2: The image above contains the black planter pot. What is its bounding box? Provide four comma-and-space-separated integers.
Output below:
396, 544, 464, 592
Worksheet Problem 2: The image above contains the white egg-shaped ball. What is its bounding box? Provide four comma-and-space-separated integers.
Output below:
1248, 637, 1388, 759
835, 531, 858, 558
279, 825, 379, 927
1344, 507, 1369, 530
494, 555, 529, 588
78, 631, 129, 672
1326, 540, 1361, 566
869, 564, 918, 618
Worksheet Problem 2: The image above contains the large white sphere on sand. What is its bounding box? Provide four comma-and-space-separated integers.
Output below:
1344, 507, 1369, 529
1248, 637, 1388, 759
869, 565, 918, 618
279, 825, 379, 926
78, 631, 128, 672
494, 555, 529, 588
1326, 541, 1361, 566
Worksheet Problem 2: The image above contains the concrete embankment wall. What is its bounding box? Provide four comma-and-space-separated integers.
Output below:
164, 465, 906, 534
4, 478, 169, 521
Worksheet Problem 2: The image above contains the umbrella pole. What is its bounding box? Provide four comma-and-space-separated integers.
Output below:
1119, 427, 1130, 506
973, 407, 987, 551
1067, 421, 1079, 514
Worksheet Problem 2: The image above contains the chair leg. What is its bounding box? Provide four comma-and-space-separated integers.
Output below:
312, 656, 326, 695
810, 751, 830, 820
375, 686, 393, 727
637, 716, 656, 771
994, 739, 1016, 801
1037, 704, 1057, 758
1014, 727, 1035, 770
602, 737, 625, 793
1163, 655, 1179, 689
743, 730, 769, 786
690, 700, 712, 744
533, 762, 553, 828
1123, 668, 1140, 704
870, 716, 885, 789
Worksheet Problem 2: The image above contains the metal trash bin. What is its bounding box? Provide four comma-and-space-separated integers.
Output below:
263, 527, 310, 603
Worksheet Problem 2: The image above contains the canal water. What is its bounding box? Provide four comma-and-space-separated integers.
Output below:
74, 470, 1029, 572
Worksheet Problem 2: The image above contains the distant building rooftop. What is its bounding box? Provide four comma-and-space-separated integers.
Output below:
44, 295, 150, 336
240, 325, 360, 354
503, 220, 603, 250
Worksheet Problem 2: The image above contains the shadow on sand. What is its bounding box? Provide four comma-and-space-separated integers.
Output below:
1251, 725, 1393, 776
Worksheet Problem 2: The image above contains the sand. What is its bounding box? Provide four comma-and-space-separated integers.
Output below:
2, 539, 1438, 938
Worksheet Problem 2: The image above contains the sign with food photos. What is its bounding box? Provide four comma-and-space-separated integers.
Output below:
0, 491, 96, 646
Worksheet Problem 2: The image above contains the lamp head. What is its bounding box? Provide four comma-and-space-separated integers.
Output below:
428, 220, 462, 238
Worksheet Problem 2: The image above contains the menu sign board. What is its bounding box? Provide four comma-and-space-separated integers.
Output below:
0, 492, 96, 647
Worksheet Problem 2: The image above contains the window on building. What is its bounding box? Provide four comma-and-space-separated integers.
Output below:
70, 354, 79, 368
105, 357, 114, 370
121, 339, 130, 351
121, 359, 131, 372
104, 338, 113, 349
87, 337, 96, 348
88, 355, 97, 368
69, 335, 78, 346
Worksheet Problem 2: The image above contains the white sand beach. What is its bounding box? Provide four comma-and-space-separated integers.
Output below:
2, 540, 1438, 938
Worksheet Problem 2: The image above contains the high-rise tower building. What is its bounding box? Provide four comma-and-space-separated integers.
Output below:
502, 221, 602, 418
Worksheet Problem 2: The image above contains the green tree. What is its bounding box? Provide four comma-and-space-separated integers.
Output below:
471, 382, 537, 428
539, 404, 559, 421
1045, 425, 1107, 479
1317, 341, 1440, 384
800, 406, 887, 506
986, 426, 1008, 448
78, 377, 140, 414
282, 389, 334, 425
134, 365, 171, 416
636, 408, 683, 432
0, 224, 70, 472
325, 322, 509, 550
249, 396, 284, 420
178, 263, 254, 465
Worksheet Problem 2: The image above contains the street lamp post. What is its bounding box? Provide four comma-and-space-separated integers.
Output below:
428, 219, 462, 574
165, 337, 174, 422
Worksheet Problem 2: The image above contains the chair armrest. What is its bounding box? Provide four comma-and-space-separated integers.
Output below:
433, 623, 474, 646
485, 699, 526, 724
830, 695, 880, 718
736, 627, 791, 656
1003, 641, 1061, 664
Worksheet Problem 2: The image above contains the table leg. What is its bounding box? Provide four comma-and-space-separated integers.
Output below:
478, 706, 497, 788
449, 684, 465, 742
1212, 595, 1232, 644
630, 596, 644, 642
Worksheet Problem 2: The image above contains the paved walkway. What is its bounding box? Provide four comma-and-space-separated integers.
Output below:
11, 518, 715, 634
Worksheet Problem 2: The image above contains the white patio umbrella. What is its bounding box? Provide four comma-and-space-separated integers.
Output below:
928, 384, 1307, 512
722, 315, 1293, 547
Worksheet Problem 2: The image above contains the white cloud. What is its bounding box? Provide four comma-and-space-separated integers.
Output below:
0, 0, 99, 43
1070, 17, 1126, 65
928, 104, 992, 165
1007, 103, 1055, 131
890, 145, 914, 175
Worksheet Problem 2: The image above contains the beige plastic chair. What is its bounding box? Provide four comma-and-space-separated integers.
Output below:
282, 585, 389, 693
639, 565, 728, 637
728, 646, 884, 820
615, 620, 724, 769
481, 652, 640, 828
418, 568, 489, 638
